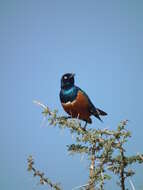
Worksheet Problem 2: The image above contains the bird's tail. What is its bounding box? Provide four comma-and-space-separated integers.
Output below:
96, 108, 107, 116
92, 108, 107, 122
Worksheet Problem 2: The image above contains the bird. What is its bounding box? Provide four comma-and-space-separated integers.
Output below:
59, 73, 107, 127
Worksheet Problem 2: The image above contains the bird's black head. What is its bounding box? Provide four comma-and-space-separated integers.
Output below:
61, 73, 75, 89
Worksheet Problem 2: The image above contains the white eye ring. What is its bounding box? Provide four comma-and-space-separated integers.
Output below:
64, 76, 68, 79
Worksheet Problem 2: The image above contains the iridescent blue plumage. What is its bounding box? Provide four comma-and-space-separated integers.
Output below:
60, 86, 78, 103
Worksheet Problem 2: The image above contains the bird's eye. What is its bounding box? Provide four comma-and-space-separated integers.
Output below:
64, 76, 68, 80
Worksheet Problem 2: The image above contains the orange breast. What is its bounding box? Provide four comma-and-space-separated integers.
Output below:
62, 91, 92, 123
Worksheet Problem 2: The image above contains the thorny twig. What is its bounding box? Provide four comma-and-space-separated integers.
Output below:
27, 155, 61, 190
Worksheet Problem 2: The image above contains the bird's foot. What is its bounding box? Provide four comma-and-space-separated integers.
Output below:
59, 116, 72, 120
83, 121, 87, 130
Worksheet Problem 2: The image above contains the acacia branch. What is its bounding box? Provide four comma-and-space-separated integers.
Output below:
120, 147, 125, 190
27, 156, 62, 190
29, 101, 143, 190
88, 144, 96, 190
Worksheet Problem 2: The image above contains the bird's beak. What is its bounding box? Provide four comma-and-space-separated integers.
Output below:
70, 73, 75, 78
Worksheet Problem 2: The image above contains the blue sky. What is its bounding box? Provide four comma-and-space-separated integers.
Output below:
0, 0, 143, 189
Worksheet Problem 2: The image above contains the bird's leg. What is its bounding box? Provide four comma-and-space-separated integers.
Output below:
77, 113, 80, 120
83, 121, 87, 130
